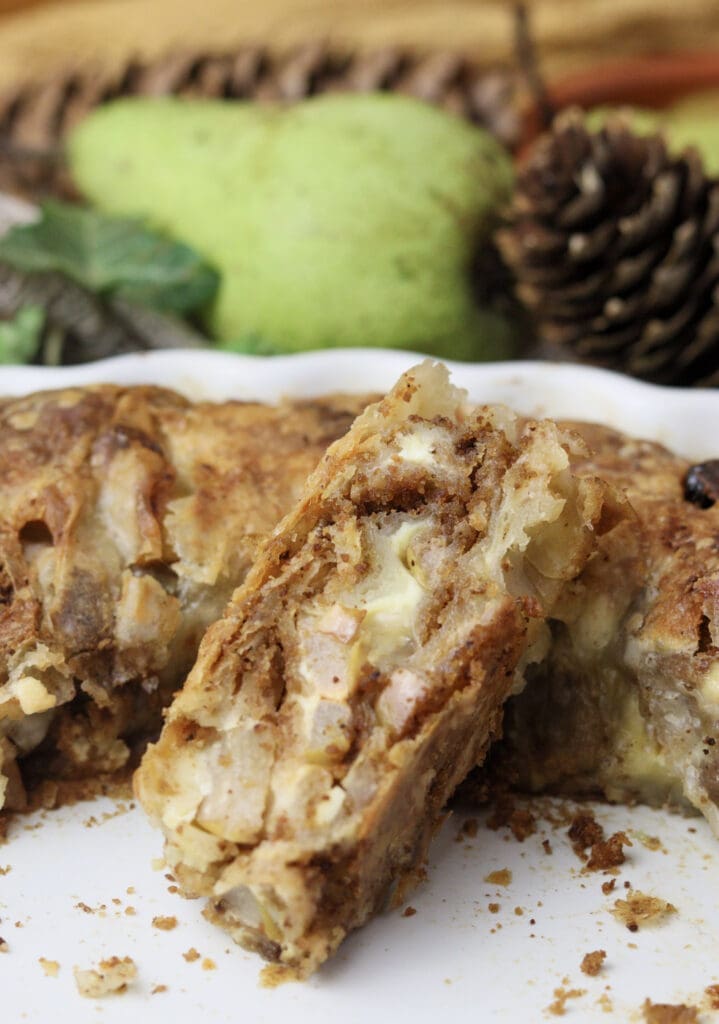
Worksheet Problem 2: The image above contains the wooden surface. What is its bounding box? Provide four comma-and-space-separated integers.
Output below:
0, 0, 717, 92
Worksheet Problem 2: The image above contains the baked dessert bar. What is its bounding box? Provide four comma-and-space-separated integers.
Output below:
495, 422, 719, 837
0, 384, 367, 812
136, 362, 629, 977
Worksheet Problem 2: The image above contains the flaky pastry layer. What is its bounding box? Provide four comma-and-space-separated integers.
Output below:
137, 362, 627, 977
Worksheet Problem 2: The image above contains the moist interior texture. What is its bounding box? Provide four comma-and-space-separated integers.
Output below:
0, 385, 369, 813
136, 361, 625, 977
494, 422, 719, 836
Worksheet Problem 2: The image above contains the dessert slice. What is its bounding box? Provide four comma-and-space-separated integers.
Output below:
137, 362, 628, 978
0, 384, 367, 813
495, 423, 719, 836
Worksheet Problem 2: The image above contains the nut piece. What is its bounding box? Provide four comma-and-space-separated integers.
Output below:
73, 956, 137, 998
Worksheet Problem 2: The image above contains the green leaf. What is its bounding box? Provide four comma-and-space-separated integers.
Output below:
0, 200, 219, 314
0, 306, 44, 364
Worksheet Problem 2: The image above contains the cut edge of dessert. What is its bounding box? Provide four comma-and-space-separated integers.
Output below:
0, 384, 370, 815
135, 360, 631, 978
493, 421, 719, 839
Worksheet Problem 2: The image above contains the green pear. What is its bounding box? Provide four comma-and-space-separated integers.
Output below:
68, 94, 515, 360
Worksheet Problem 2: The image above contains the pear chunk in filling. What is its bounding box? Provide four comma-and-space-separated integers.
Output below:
137, 361, 629, 978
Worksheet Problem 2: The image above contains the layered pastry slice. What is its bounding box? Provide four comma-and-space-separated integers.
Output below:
0, 384, 367, 813
495, 423, 719, 837
136, 362, 630, 978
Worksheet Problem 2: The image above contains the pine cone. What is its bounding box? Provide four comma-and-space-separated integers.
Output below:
497, 109, 719, 387
0, 44, 520, 202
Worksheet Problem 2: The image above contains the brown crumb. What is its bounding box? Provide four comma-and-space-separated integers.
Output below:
642, 998, 698, 1023
514, 907, 524, 916
459, 818, 479, 839
402, 906, 417, 918
568, 812, 604, 858
183, 948, 201, 963
598, 992, 613, 1013
602, 879, 616, 895
488, 903, 500, 914
705, 984, 719, 1010
73, 956, 137, 998
0, 938, 8, 953
126, 886, 135, 895
611, 891, 676, 931
152, 915, 178, 931
542, 839, 553, 855
486, 793, 536, 841
260, 962, 301, 988
202, 958, 217, 971
580, 950, 606, 977
167, 885, 179, 894
38, 957, 60, 977
507, 808, 536, 841
151, 984, 168, 995
586, 831, 632, 872
75, 901, 94, 915
484, 868, 512, 886
124, 907, 136, 916
0, 865, 11, 875
547, 986, 586, 1016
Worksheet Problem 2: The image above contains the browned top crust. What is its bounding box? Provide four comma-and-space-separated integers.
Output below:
0, 383, 369, 810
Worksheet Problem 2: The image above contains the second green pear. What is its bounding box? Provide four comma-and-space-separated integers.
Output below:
68, 94, 514, 359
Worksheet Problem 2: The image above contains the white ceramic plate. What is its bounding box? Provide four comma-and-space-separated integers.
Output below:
1, 350, 718, 1024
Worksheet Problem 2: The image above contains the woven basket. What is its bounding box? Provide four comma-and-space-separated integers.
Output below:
0, 43, 523, 202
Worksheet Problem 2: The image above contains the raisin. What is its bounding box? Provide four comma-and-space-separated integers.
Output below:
684, 460, 719, 508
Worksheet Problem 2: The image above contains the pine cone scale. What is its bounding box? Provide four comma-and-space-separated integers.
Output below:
498, 109, 719, 386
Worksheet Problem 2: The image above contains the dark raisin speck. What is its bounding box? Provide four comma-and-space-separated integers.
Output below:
684, 460, 719, 508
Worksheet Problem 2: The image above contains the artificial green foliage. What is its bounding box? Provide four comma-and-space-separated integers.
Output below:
0, 306, 44, 364
0, 200, 219, 314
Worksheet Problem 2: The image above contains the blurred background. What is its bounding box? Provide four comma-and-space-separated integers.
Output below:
0, 0, 717, 90
0, 0, 718, 380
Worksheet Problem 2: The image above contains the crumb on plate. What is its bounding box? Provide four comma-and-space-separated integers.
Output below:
547, 986, 586, 1016
73, 956, 137, 998
642, 998, 698, 1023
611, 892, 676, 932
484, 868, 512, 886
580, 950, 606, 977
152, 915, 178, 931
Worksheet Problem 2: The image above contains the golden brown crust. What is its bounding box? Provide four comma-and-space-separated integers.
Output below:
0, 384, 370, 811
